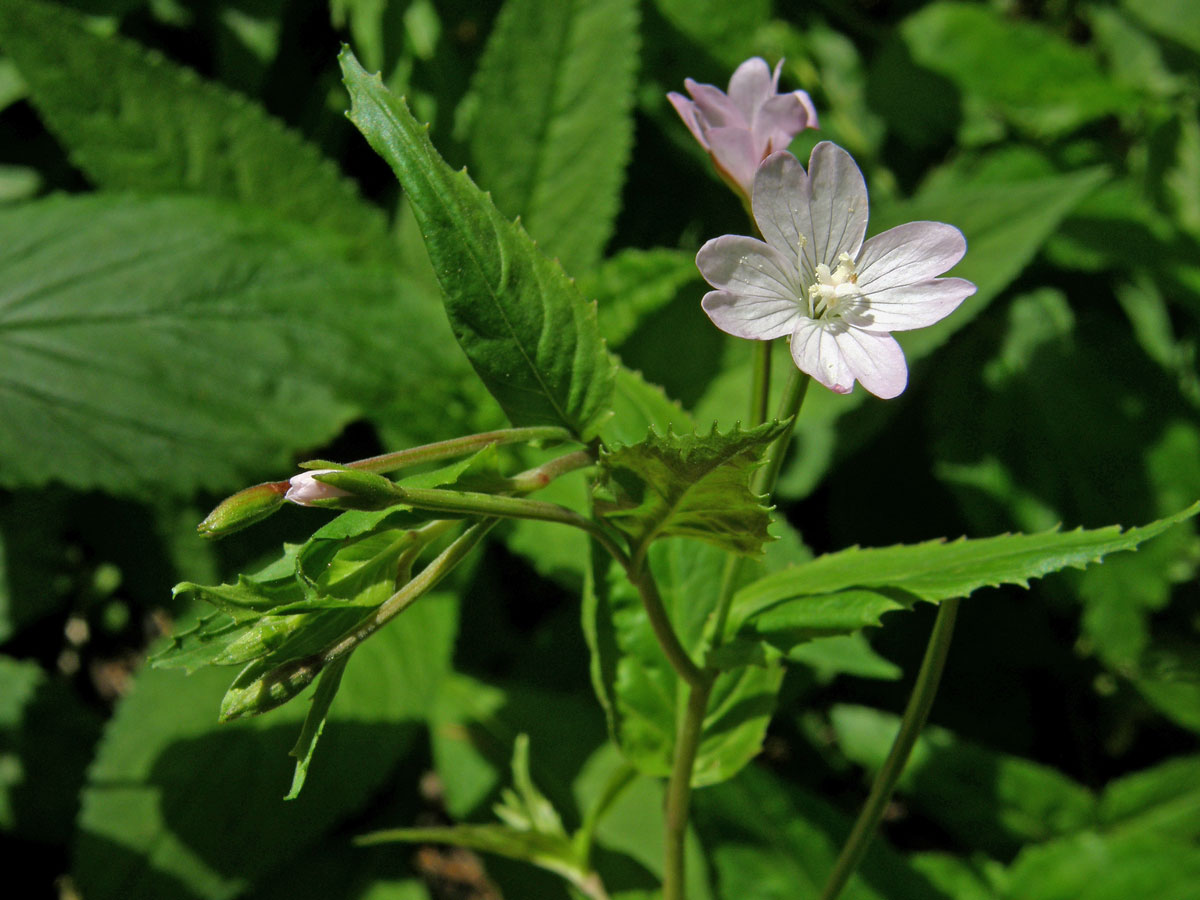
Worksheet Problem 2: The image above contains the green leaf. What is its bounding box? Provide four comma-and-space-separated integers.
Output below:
896, 2, 1139, 139
0, 0, 389, 259
601, 365, 693, 448
285, 654, 351, 800
1120, 0, 1200, 56
582, 248, 704, 347
463, 0, 638, 273
340, 48, 617, 440
585, 539, 783, 787
1100, 754, 1200, 842
593, 422, 787, 561
726, 501, 1200, 651
429, 674, 608, 822
572, 744, 715, 900
0, 193, 456, 498
999, 831, 1200, 900
361, 822, 584, 883
830, 705, 1097, 855
692, 763, 949, 900
72, 591, 458, 900
0, 655, 100, 843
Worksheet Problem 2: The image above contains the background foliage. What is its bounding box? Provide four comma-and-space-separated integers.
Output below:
1, 0, 1198, 898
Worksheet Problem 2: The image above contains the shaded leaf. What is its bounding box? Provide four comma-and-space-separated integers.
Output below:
830, 705, 1097, 855
0, 194, 453, 498
583, 248, 702, 347
0, 0, 388, 259
73, 592, 458, 900
897, 2, 1138, 139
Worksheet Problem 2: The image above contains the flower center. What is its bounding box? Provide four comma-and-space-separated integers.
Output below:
807, 252, 863, 320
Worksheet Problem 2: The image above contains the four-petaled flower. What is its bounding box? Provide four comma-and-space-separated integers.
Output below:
697, 143, 976, 398
669, 57, 818, 201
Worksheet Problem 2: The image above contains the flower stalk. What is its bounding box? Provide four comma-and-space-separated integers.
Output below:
818, 597, 961, 900
299, 426, 575, 475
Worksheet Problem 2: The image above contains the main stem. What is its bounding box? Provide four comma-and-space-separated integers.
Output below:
661, 369, 812, 900
818, 597, 961, 900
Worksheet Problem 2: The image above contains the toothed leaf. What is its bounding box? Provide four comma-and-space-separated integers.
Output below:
339, 49, 616, 440
594, 422, 788, 559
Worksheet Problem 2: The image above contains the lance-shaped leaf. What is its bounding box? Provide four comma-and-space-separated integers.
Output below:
717, 500, 1200, 663
340, 49, 616, 440
593, 422, 788, 561
463, 0, 639, 273
0, 0, 388, 260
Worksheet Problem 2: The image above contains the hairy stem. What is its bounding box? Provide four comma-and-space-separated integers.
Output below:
750, 340, 773, 426
754, 369, 810, 497
626, 565, 706, 688
818, 597, 961, 900
319, 518, 498, 666
301, 426, 574, 474
662, 675, 714, 900
662, 368, 813, 900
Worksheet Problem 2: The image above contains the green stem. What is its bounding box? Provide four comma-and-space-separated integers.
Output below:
754, 369, 810, 497
575, 761, 639, 870
750, 340, 773, 426
508, 450, 594, 492
709, 370, 812, 649
626, 565, 706, 688
660, 368, 815, 900
319, 518, 499, 667
662, 675, 714, 900
818, 597, 961, 900
300, 426, 574, 474
390, 484, 620, 551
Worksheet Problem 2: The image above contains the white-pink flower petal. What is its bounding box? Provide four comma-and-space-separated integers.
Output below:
855, 278, 977, 332
286, 470, 350, 506
702, 291, 799, 341
790, 319, 855, 394
694, 135, 974, 399
670, 58, 819, 199
857, 222, 968, 292
806, 142, 868, 265
831, 328, 908, 399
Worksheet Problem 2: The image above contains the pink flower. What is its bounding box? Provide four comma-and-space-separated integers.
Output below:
285, 470, 351, 506
668, 57, 819, 200
696, 143, 976, 399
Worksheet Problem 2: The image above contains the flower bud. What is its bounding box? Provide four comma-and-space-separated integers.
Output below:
197, 481, 289, 539
285, 468, 402, 510
285, 469, 353, 506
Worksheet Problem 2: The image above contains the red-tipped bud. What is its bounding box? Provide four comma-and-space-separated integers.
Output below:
197, 481, 290, 539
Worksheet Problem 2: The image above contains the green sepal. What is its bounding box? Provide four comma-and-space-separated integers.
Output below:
593, 421, 789, 563
307, 468, 404, 510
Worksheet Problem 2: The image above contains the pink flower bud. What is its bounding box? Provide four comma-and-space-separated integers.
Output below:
285, 470, 352, 506
668, 57, 819, 200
